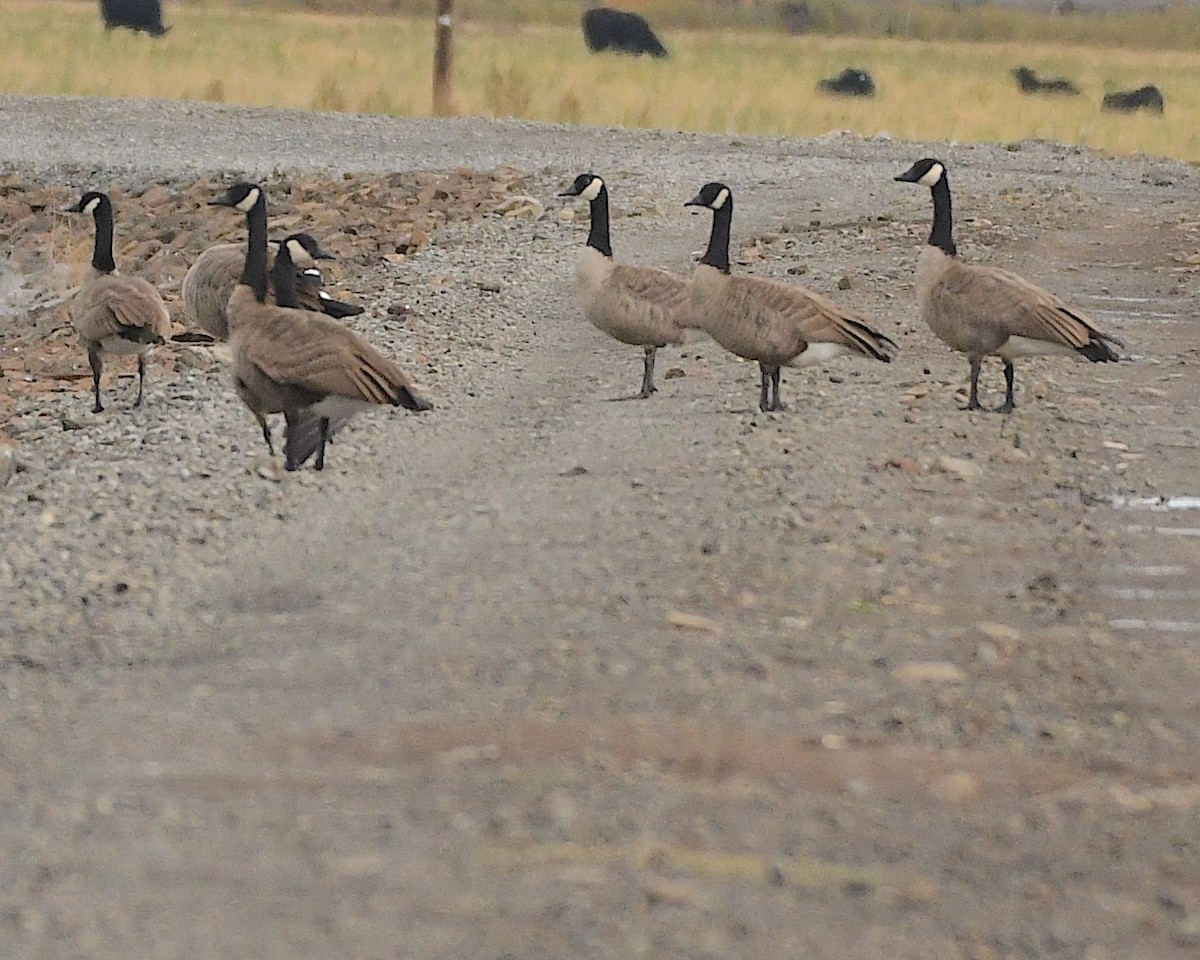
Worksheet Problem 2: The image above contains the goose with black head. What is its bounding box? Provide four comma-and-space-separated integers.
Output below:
895, 158, 1122, 413
684, 181, 895, 413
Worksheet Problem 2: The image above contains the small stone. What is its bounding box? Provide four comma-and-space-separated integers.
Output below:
254, 457, 284, 483
894, 661, 966, 683
1102, 440, 1130, 451
662, 367, 686, 380
821, 733, 846, 749
496, 195, 543, 218
645, 878, 696, 907
0, 443, 15, 488
778, 615, 811, 631
885, 456, 920, 473
559, 465, 588, 477
665, 610, 721, 633
837, 275, 853, 290
934, 455, 982, 482
977, 622, 1021, 643
931, 770, 981, 803
999, 447, 1031, 463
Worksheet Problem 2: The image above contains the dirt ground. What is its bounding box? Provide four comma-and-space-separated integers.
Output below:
1, 101, 1200, 959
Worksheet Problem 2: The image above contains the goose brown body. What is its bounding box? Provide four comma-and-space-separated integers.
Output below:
685, 181, 895, 412
896, 158, 1120, 412
212, 182, 430, 471
67, 191, 171, 413
560, 173, 690, 398
182, 238, 362, 340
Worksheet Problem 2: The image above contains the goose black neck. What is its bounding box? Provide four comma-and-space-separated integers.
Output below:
586, 184, 613, 258
699, 198, 732, 274
240, 192, 270, 303
90, 197, 116, 274
271, 242, 299, 308
928, 176, 956, 256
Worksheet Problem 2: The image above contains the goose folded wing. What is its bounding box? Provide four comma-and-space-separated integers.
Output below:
241, 319, 411, 404
610, 264, 689, 308
736, 276, 886, 355
943, 265, 1104, 348
83, 277, 169, 339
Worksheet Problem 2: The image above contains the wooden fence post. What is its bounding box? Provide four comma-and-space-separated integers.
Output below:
433, 0, 454, 116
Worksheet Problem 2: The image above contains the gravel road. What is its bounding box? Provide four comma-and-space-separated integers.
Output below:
3, 94, 1200, 959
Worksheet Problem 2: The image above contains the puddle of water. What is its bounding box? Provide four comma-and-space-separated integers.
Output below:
1110, 619, 1200, 634
1090, 310, 1182, 324
1111, 564, 1189, 576
1104, 587, 1200, 601
1112, 496, 1200, 511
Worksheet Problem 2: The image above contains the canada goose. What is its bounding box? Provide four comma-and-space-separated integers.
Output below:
210, 182, 431, 471
894, 158, 1122, 413
181, 233, 364, 340
683, 181, 895, 412
65, 191, 171, 413
558, 173, 690, 399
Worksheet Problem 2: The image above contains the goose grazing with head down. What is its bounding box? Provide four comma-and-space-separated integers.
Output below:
210, 182, 431, 472
65, 191, 171, 413
895, 158, 1122, 413
684, 181, 896, 412
181, 232, 363, 341
558, 173, 690, 399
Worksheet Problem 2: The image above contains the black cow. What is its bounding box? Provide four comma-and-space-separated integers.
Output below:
1012, 66, 1079, 95
99, 0, 169, 36
581, 7, 667, 58
1102, 85, 1164, 113
817, 68, 875, 97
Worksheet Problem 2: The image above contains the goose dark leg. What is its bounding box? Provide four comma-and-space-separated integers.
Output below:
134, 354, 147, 407
255, 412, 275, 456
965, 358, 984, 411
770, 367, 786, 412
637, 346, 658, 399
996, 361, 1016, 414
314, 417, 331, 471
759, 364, 771, 412
88, 346, 104, 413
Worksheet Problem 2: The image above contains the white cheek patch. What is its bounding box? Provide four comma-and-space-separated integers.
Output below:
711, 188, 729, 210
580, 177, 604, 201
82, 197, 101, 215
917, 163, 944, 187
235, 187, 261, 212
286, 239, 309, 264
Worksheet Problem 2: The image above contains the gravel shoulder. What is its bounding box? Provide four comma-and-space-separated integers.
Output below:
2, 97, 1200, 958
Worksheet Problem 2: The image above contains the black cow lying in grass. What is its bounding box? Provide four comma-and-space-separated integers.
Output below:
1102, 85, 1164, 113
581, 7, 667, 58
100, 0, 169, 36
817, 68, 875, 97
1012, 66, 1079, 95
